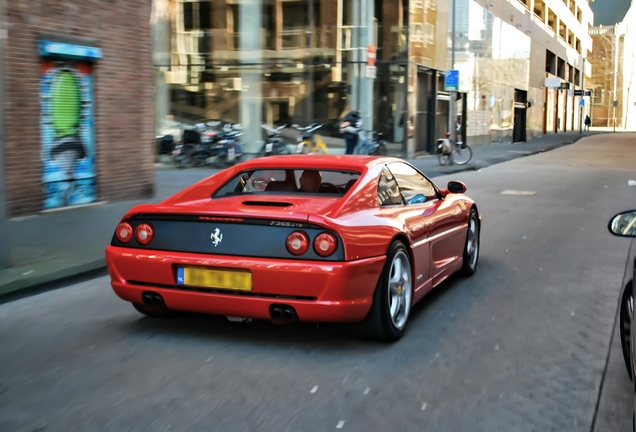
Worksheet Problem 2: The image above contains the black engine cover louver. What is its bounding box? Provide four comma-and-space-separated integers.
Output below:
111, 215, 344, 261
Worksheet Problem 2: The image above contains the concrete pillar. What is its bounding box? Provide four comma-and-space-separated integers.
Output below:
347, 0, 360, 112
239, 0, 263, 157
151, 1, 171, 137
359, 0, 375, 132
348, 0, 374, 131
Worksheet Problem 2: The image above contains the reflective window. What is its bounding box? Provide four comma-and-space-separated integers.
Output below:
213, 169, 361, 196
387, 162, 437, 204
377, 166, 403, 206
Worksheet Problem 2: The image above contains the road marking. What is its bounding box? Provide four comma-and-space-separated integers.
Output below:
421, 402, 428, 410
363, 387, 370, 394
336, 420, 345, 428
508, 150, 532, 154
500, 190, 537, 196
310, 385, 319, 393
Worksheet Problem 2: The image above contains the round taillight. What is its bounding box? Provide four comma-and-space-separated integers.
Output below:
314, 232, 338, 257
135, 223, 154, 245
286, 231, 309, 255
116, 222, 133, 243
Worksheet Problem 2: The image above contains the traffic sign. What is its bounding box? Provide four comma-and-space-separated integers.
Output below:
574, 90, 583, 96
585, 90, 592, 96
444, 70, 459, 91
366, 45, 376, 67
580, 99, 585, 106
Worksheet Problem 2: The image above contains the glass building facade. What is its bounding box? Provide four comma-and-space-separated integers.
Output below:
151, 0, 543, 156
153, 0, 412, 156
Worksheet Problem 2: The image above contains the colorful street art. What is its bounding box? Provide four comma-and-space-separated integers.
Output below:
40, 61, 96, 209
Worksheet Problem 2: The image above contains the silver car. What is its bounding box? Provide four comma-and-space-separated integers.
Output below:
608, 193, 636, 431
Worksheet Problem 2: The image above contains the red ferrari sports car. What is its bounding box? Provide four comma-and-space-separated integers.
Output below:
106, 155, 481, 341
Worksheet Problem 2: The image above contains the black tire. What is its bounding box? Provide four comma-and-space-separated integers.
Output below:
459, 209, 480, 277
620, 282, 633, 380
359, 241, 413, 342
132, 303, 181, 319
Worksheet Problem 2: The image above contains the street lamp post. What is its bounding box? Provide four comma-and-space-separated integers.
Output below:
579, 58, 585, 135
448, 0, 457, 144
612, 28, 619, 133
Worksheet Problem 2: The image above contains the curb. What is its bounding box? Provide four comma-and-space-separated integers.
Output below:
0, 259, 107, 302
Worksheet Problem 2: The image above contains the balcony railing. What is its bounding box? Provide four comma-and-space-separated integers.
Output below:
589, 26, 616, 36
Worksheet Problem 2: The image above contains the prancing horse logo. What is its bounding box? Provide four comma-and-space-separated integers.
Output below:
210, 228, 223, 247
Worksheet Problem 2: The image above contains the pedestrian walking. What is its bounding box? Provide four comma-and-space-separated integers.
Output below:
584, 115, 591, 131
339, 108, 362, 154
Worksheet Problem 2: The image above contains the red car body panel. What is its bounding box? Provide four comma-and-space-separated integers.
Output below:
106, 155, 478, 323
107, 248, 385, 322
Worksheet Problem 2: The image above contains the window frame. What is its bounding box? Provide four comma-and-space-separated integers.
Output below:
376, 166, 404, 207
384, 161, 443, 205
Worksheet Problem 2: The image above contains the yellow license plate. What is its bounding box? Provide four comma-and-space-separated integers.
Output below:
177, 267, 252, 291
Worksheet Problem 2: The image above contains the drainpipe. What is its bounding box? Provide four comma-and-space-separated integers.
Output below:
0, 0, 9, 269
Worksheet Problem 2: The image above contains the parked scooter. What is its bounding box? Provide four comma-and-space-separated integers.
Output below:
260, 124, 291, 156
293, 123, 327, 154
212, 123, 244, 165
171, 125, 203, 168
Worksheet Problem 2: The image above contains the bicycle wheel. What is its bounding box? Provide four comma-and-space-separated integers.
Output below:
452, 145, 472, 165
438, 153, 451, 166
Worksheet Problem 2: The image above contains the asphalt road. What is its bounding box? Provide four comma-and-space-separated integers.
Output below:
2, 134, 636, 431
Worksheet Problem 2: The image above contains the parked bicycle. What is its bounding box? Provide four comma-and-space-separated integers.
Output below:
355, 129, 388, 156
436, 132, 472, 166
292, 123, 329, 154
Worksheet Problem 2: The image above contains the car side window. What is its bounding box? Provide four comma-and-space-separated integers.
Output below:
377, 166, 403, 206
387, 162, 438, 205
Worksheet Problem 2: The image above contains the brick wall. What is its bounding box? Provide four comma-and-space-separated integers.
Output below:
4, 0, 155, 218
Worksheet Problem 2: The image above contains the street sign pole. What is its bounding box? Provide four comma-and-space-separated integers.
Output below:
579, 60, 584, 135
0, 0, 9, 269
448, 0, 456, 145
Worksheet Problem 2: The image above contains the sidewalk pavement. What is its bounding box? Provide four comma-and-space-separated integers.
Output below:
0, 128, 612, 299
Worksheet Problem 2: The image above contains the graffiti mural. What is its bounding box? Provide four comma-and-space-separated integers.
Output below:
40, 61, 96, 208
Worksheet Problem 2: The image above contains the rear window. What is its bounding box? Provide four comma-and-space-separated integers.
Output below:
213, 169, 361, 197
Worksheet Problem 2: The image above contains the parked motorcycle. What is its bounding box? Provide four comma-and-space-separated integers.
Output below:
172, 121, 243, 167
260, 124, 290, 156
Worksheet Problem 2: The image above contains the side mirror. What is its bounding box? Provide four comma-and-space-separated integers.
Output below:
447, 181, 467, 194
608, 210, 636, 237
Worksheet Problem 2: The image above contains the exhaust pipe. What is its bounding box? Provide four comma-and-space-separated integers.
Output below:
270, 306, 283, 320
141, 291, 165, 306
269, 304, 298, 323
